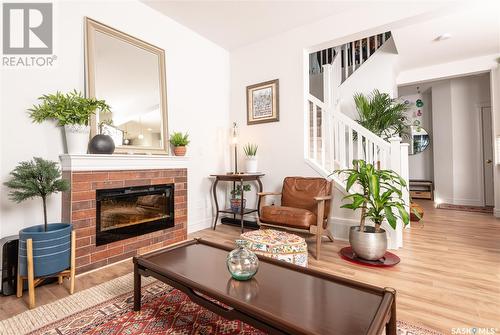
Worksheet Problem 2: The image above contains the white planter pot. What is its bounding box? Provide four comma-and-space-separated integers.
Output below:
64, 125, 90, 154
245, 157, 258, 173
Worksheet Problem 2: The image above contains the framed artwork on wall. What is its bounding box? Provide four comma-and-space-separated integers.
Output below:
246, 79, 279, 125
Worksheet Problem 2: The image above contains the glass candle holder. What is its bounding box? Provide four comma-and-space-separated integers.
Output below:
226, 239, 259, 281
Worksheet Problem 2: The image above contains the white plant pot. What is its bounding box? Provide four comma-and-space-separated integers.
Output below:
64, 125, 90, 154
245, 157, 258, 173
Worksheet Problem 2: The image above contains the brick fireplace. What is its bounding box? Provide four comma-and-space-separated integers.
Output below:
60, 154, 188, 274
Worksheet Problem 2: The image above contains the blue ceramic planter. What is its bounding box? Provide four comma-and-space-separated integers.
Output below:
19, 223, 72, 277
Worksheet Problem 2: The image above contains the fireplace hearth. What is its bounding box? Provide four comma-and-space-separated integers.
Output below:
96, 184, 174, 246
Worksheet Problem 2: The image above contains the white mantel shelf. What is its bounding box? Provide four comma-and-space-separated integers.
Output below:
59, 154, 189, 172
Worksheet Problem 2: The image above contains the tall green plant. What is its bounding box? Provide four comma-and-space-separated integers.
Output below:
333, 160, 410, 233
3, 158, 70, 232
354, 89, 410, 140
29, 90, 110, 126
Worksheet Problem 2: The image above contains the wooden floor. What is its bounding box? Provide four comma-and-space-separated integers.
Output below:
1, 201, 499, 333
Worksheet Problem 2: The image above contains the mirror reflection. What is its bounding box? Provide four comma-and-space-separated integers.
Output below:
408, 126, 430, 155
86, 18, 168, 154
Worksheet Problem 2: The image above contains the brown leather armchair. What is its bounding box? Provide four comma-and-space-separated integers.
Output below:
258, 177, 334, 260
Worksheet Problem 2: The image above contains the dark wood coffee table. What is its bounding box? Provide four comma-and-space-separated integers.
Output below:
133, 239, 396, 335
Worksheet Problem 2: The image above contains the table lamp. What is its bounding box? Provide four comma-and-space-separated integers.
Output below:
232, 122, 239, 174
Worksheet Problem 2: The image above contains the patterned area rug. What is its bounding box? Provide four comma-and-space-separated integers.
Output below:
437, 203, 494, 214
0, 273, 443, 335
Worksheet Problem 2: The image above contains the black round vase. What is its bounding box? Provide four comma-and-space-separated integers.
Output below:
88, 134, 115, 154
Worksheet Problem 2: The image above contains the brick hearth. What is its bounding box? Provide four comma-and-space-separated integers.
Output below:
62, 169, 187, 273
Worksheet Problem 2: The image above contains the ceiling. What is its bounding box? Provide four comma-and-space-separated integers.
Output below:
392, 2, 500, 70
143, 1, 364, 50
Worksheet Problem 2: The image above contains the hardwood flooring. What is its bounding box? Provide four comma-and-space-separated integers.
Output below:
1, 201, 499, 333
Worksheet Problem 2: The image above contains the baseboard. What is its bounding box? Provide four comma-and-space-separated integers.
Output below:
187, 217, 213, 234
329, 216, 357, 242
494, 208, 500, 218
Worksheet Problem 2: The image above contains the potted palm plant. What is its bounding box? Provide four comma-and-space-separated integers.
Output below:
3, 158, 71, 277
29, 90, 111, 154
243, 143, 258, 173
230, 184, 251, 213
354, 89, 410, 141
334, 160, 411, 260
169, 132, 190, 156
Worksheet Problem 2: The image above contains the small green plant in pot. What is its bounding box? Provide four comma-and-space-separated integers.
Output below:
169, 132, 190, 156
29, 90, 110, 154
333, 160, 411, 260
3, 157, 71, 277
230, 184, 251, 213
243, 143, 258, 173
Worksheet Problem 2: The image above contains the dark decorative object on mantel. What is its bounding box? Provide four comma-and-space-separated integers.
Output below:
88, 118, 115, 155
89, 134, 115, 154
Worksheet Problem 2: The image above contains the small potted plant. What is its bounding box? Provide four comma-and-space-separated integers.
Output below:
29, 90, 111, 154
3, 158, 71, 277
334, 160, 412, 260
243, 143, 258, 173
169, 131, 190, 156
230, 184, 251, 213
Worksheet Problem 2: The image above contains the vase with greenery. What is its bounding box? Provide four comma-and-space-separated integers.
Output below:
230, 184, 251, 212
4, 157, 72, 277
333, 159, 412, 260
29, 90, 111, 154
243, 143, 258, 173
169, 132, 190, 156
354, 89, 410, 141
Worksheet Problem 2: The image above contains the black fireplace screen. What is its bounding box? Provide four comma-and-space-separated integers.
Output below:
96, 184, 174, 246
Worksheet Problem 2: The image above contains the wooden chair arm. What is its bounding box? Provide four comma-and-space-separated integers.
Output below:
258, 192, 282, 197
314, 195, 332, 201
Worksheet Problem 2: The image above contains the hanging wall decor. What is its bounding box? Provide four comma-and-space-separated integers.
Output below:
246, 79, 279, 125
416, 99, 424, 108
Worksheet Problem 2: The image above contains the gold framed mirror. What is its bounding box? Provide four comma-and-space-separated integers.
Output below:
85, 17, 168, 154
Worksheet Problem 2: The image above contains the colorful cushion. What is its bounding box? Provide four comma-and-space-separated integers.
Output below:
240, 229, 308, 267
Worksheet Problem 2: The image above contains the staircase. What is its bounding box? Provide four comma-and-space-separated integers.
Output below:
306, 31, 409, 249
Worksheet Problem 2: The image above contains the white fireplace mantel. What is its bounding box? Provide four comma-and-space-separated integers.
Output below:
59, 154, 189, 172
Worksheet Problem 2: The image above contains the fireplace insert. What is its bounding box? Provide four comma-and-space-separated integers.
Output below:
96, 184, 174, 246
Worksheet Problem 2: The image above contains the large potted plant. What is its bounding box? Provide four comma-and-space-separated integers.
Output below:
4, 158, 71, 277
334, 160, 411, 260
29, 90, 111, 154
230, 184, 251, 213
354, 89, 409, 141
169, 132, 190, 156
243, 143, 258, 173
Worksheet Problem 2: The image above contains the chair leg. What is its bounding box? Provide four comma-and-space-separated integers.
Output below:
16, 273, 23, 298
70, 231, 76, 294
325, 229, 334, 242
316, 228, 322, 260
26, 238, 35, 309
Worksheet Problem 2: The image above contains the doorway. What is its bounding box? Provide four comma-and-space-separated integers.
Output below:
480, 106, 494, 207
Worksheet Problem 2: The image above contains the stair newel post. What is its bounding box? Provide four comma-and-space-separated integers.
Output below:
388, 137, 403, 249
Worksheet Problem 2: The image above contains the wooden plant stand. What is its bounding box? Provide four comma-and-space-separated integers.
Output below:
16, 231, 76, 309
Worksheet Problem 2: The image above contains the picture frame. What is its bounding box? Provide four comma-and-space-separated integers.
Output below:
246, 79, 279, 125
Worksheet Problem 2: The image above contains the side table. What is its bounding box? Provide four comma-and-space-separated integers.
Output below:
210, 173, 264, 233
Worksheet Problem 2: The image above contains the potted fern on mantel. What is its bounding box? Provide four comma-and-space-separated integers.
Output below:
3, 158, 71, 277
334, 160, 411, 260
29, 90, 110, 154
169, 132, 190, 156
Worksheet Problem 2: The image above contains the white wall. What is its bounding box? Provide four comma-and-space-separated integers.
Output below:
491, 67, 500, 218
429, 74, 491, 206
339, 38, 399, 119
0, 0, 230, 238
229, 3, 448, 240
